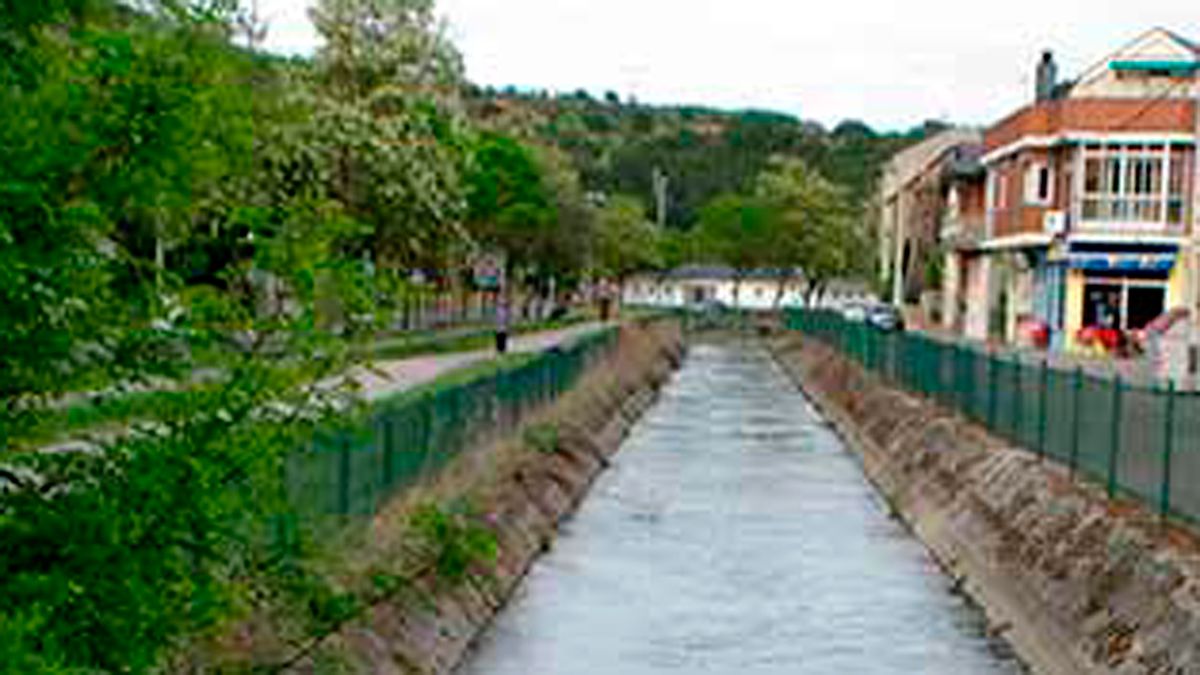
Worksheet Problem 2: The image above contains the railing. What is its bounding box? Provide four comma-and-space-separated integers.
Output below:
786, 309, 1200, 524
286, 328, 619, 517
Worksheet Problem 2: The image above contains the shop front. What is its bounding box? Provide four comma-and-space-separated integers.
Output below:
1061, 244, 1183, 353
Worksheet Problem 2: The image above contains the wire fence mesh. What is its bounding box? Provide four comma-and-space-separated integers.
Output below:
286, 328, 619, 517
786, 309, 1198, 524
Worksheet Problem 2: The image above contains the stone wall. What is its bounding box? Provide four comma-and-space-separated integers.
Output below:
772, 334, 1200, 675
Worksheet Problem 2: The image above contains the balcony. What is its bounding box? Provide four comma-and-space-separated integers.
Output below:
1074, 198, 1189, 238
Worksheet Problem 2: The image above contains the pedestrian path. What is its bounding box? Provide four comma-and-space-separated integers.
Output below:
349, 322, 612, 401
35, 322, 612, 455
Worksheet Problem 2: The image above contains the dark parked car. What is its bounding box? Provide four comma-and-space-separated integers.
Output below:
866, 305, 905, 332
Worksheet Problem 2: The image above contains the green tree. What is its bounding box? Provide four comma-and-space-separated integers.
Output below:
695, 194, 781, 308
306, 0, 471, 272
465, 132, 557, 268
656, 228, 699, 270
463, 132, 602, 313
0, 2, 394, 669
0, 0, 264, 431
752, 157, 862, 305
595, 195, 661, 289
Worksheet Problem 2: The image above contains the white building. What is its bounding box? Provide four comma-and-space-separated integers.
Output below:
622, 266, 877, 311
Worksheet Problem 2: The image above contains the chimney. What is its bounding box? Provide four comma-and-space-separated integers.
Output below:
1036, 50, 1058, 102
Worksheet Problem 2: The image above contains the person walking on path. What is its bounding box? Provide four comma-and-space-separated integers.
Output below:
495, 293, 510, 354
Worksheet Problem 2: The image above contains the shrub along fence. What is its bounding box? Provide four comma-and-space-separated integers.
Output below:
286, 327, 620, 517
786, 309, 1200, 525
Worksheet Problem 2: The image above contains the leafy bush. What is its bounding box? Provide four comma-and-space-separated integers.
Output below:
523, 423, 561, 455
408, 502, 498, 585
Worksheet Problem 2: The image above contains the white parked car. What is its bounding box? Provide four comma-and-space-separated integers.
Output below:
841, 303, 868, 322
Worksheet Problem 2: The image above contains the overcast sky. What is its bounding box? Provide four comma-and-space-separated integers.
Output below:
255, 0, 1200, 132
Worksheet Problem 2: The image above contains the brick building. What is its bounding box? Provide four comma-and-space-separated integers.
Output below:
877, 128, 984, 310
963, 29, 1200, 350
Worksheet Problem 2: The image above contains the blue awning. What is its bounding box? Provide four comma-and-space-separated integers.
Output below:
1066, 252, 1176, 272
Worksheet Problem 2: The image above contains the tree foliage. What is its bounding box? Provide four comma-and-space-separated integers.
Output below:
305, 0, 471, 270
0, 0, 910, 669
468, 88, 933, 229
695, 194, 782, 276
694, 158, 862, 304
752, 157, 863, 298
0, 0, 477, 670
595, 195, 661, 280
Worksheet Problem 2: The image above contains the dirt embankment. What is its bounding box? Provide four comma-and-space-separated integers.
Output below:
772, 335, 1200, 675
288, 320, 685, 674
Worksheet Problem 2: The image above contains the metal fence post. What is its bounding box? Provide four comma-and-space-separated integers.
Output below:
338, 433, 352, 515
1037, 359, 1049, 460
955, 347, 966, 411
421, 398, 436, 476
382, 415, 395, 494
1107, 375, 1123, 498
1161, 380, 1177, 520
986, 353, 998, 430
1011, 356, 1022, 442
1069, 366, 1083, 480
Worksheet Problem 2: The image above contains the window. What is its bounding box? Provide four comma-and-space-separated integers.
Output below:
1082, 277, 1167, 330
1024, 164, 1052, 205
1080, 144, 1182, 226
987, 171, 1003, 210
1127, 286, 1165, 329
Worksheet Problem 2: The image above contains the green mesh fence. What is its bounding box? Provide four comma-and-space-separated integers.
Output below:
286, 328, 619, 517
786, 309, 1198, 524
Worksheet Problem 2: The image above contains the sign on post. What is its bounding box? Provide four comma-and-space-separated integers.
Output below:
472, 252, 504, 291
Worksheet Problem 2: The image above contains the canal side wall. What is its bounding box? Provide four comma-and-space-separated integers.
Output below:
772, 335, 1200, 675
299, 321, 685, 674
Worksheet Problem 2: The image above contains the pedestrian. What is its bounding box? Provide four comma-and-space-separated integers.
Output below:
598, 280, 614, 322
495, 294, 510, 354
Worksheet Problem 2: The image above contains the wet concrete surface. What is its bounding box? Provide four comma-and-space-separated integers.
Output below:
460, 339, 1025, 674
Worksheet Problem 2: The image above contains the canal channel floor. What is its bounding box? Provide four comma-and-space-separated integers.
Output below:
460, 339, 1026, 675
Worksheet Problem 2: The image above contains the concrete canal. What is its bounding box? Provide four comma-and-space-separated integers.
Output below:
460, 339, 1025, 674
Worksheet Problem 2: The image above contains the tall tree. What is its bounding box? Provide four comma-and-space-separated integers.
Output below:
752, 157, 862, 305
695, 194, 781, 308
305, 0, 471, 271
595, 195, 661, 291
464, 132, 557, 269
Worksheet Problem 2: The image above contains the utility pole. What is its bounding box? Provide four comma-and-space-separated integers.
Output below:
891, 191, 907, 307
652, 167, 669, 229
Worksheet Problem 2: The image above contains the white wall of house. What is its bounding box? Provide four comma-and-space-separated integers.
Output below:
964, 256, 991, 341
1070, 29, 1200, 99
942, 250, 962, 330
622, 274, 877, 311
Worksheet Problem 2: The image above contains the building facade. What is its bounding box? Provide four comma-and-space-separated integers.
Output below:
622, 266, 876, 312
878, 128, 984, 309
971, 29, 1200, 351
939, 152, 989, 337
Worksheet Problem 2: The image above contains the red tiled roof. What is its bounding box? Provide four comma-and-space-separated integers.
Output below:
985, 98, 1196, 152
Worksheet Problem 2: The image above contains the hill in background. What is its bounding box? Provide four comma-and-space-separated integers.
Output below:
466, 85, 952, 228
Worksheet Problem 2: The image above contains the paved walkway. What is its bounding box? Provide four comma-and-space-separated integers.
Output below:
347, 322, 612, 401
34, 323, 612, 455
